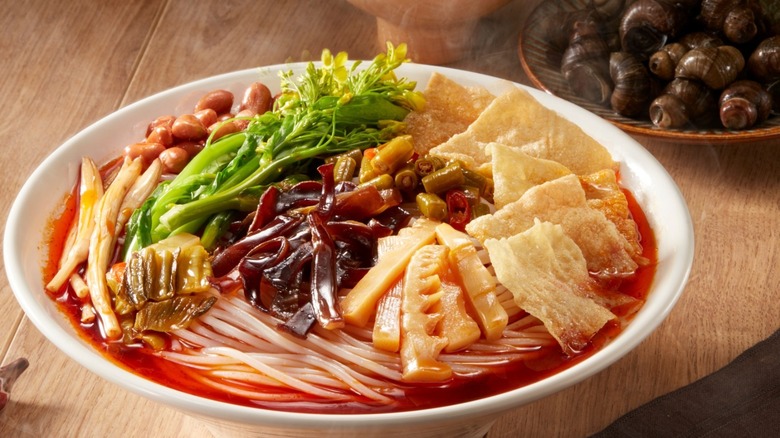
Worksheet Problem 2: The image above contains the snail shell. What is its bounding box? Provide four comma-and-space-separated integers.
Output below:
675, 45, 745, 89
590, 0, 627, 20
748, 35, 780, 83
618, 0, 697, 57
610, 51, 660, 116
649, 78, 717, 128
649, 33, 726, 81
561, 18, 613, 104
699, 0, 762, 44
767, 80, 780, 113
538, 6, 592, 52
678, 31, 724, 50
649, 42, 688, 81
719, 80, 772, 129
590, 0, 626, 43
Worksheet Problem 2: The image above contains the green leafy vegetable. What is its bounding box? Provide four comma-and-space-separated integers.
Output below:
122, 43, 422, 258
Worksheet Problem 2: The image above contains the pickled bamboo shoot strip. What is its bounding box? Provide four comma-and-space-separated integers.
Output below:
400, 244, 450, 382
372, 280, 402, 352
435, 281, 480, 353
86, 157, 142, 339
117, 158, 162, 230
341, 218, 437, 327
371, 232, 410, 352
435, 223, 507, 340
46, 157, 104, 292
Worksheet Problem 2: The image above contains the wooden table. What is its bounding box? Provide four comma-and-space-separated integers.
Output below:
1, 1, 778, 436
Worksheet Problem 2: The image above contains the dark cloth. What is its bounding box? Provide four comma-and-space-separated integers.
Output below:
592, 329, 780, 438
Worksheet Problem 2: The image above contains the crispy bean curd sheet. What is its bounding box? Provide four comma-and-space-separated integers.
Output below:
485, 220, 617, 356
404, 72, 496, 155
467, 174, 639, 277
428, 86, 616, 176
410, 76, 646, 354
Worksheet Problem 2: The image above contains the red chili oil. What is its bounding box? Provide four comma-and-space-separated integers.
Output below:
42, 180, 657, 414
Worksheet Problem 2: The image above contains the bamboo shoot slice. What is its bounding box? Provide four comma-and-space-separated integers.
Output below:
371, 226, 414, 352
436, 280, 480, 352
436, 223, 507, 341
400, 244, 450, 382
372, 280, 402, 352
341, 218, 437, 327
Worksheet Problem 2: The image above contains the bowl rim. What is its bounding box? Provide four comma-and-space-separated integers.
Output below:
3, 61, 694, 428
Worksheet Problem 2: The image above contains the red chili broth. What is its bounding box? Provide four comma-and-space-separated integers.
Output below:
42, 177, 657, 414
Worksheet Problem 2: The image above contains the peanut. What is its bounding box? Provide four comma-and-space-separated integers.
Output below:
239, 82, 272, 114
146, 125, 173, 147
124, 142, 166, 165
208, 120, 240, 141
171, 114, 207, 141
146, 115, 176, 136
159, 147, 190, 174
194, 108, 217, 128
177, 140, 205, 158
195, 89, 234, 114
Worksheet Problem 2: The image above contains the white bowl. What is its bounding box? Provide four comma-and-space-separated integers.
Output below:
3, 63, 694, 438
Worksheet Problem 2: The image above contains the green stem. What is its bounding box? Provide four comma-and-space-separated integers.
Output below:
176, 133, 247, 181
200, 211, 233, 251
157, 161, 288, 234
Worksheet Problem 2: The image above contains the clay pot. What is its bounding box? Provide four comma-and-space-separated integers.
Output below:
347, 0, 512, 64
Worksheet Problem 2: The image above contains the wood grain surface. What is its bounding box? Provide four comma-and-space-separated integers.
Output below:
1, 1, 778, 437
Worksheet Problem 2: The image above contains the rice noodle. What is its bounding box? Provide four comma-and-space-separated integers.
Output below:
155, 222, 556, 407
176, 321, 249, 350
162, 291, 553, 406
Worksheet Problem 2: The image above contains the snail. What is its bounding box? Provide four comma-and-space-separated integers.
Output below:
588, 0, 626, 49
674, 45, 745, 89
678, 32, 725, 50
767, 80, 780, 113
648, 43, 688, 80
618, 0, 698, 57
649, 78, 717, 128
561, 17, 614, 105
719, 80, 772, 129
748, 35, 780, 83
649, 33, 725, 81
699, 0, 764, 44
538, 5, 591, 53
610, 51, 661, 116
589, 0, 627, 20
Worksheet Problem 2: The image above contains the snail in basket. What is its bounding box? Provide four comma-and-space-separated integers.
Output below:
554, 0, 780, 130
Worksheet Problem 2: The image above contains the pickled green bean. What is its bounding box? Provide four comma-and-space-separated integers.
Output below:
421, 162, 465, 194
371, 135, 414, 175
416, 192, 448, 221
